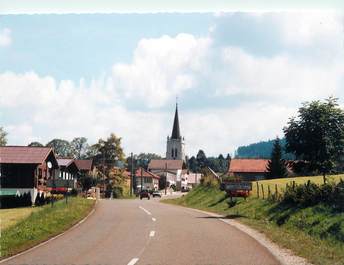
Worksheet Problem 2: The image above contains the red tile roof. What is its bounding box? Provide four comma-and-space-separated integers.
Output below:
148, 159, 183, 170
229, 159, 269, 173
74, 159, 93, 171
0, 146, 54, 164
135, 167, 160, 179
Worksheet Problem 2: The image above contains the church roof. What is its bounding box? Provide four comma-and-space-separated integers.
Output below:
148, 159, 183, 170
171, 103, 181, 139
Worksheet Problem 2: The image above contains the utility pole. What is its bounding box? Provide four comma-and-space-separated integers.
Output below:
130, 152, 133, 196
140, 167, 143, 192
165, 162, 167, 195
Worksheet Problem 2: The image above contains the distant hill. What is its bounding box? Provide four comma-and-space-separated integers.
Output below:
235, 138, 295, 160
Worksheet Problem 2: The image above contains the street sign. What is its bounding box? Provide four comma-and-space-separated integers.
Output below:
223, 182, 252, 191
221, 181, 252, 198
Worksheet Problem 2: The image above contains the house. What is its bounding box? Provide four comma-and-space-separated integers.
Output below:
56, 158, 79, 190
148, 159, 183, 189
181, 171, 202, 188
135, 167, 160, 191
228, 159, 269, 181
74, 159, 93, 175
0, 146, 59, 203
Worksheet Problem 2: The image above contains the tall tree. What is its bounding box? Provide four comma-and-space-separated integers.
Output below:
28, 141, 44, 147
92, 133, 125, 170
284, 97, 344, 178
196, 150, 207, 169
0, 127, 7, 146
70, 137, 89, 159
266, 137, 287, 179
46, 139, 73, 157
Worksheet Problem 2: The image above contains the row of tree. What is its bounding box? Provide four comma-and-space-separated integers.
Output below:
188, 150, 230, 173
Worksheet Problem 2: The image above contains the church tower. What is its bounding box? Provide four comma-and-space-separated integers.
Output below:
166, 103, 186, 161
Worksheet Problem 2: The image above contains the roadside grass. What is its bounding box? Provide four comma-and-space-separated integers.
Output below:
163, 184, 344, 265
0, 207, 42, 230
251, 174, 344, 198
0, 197, 95, 258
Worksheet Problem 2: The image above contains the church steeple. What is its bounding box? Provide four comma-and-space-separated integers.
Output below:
171, 103, 181, 139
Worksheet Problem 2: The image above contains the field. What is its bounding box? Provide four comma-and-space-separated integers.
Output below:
0, 197, 95, 258
251, 174, 344, 198
163, 177, 344, 265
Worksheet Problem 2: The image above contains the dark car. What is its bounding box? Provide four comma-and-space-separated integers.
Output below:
152, 191, 161, 198
139, 190, 150, 200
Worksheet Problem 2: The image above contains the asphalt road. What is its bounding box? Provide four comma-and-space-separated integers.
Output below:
2, 198, 280, 265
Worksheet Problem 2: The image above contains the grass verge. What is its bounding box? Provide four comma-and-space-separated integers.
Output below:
0, 207, 42, 230
163, 185, 344, 265
0, 197, 95, 258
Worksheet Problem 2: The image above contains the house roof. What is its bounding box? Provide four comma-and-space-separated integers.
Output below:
0, 146, 55, 164
135, 167, 160, 179
148, 159, 183, 170
229, 159, 269, 173
57, 158, 74, 167
74, 159, 93, 171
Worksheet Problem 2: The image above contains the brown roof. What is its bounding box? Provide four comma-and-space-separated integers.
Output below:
229, 159, 269, 173
0, 146, 54, 164
57, 158, 74, 167
74, 159, 93, 171
148, 159, 183, 170
135, 167, 160, 179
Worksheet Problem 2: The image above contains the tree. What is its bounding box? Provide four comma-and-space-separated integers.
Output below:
28, 141, 44, 147
46, 139, 73, 157
92, 133, 125, 170
284, 97, 344, 179
196, 150, 207, 169
70, 137, 89, 159
0, 127, 7, 146
126, 153, 162, 171
266, 137, 287, 179
79, 175, 96, 191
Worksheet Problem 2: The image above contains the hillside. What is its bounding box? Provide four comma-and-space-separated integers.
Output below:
163, 178, 344, 265
235, 138, 295, 160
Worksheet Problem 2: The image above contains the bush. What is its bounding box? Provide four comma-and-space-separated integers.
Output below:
281, 179, 344, 210
70, 188, 78, 196
112, 186, 123, 198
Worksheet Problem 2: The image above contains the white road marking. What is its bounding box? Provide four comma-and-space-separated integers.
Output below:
127, 258, 139, 265
139, 206, 152, 215
149, 230, 156, 237
152, 217, 156, 222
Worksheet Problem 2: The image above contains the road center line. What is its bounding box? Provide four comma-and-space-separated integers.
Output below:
127, 258, 139, 265
139, 206, 152, 215
152, 217, 156, 222
149, 230, 156, 237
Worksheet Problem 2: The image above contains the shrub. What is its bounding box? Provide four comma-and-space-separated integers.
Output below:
112, 186, 123, 198
281, 180, 344, 210
70, 188, 78, 196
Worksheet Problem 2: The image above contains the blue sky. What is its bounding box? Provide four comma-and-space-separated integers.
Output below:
1, 12, 344, 156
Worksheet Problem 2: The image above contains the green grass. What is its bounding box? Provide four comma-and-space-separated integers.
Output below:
0, 207, 42, 230
163, 184, 344, 265
251, 174, 344, 198
0, 197, 95, 258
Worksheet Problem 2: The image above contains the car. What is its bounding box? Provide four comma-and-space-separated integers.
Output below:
152, 191, 161, 198
139, 190, 150, 200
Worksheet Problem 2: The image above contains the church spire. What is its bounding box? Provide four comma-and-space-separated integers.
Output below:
171, 102, 181, 139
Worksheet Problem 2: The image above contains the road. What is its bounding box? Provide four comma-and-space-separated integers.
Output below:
2, 198, 280, 265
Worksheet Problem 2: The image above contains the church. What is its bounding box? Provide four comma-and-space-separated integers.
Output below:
166, 103, 186, 162
148, 103, 201, 190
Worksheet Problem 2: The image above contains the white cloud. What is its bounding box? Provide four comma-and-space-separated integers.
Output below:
280, 12, 343, 48
0, 28, 12, 47
215, 46, 342, 102
112, 33, 211, 108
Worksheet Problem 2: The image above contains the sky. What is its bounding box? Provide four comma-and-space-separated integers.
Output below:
1, 11, 344, 157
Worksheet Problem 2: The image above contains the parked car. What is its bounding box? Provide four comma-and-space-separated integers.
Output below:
152, 191, 161, 198
139, 190, 150, 200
